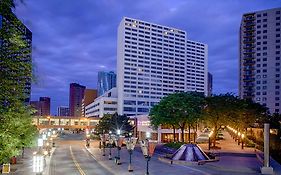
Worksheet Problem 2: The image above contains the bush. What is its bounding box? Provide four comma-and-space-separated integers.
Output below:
163, 142, 185, 149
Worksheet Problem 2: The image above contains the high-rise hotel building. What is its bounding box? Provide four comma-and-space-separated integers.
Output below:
117, 17, 208, 116
239, 8, 281, 114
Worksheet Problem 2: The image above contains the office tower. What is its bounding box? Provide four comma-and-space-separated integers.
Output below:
85, 88, 118, 118
81, 89, 98, 117
30, 97, 50, 116
208, 72, 213, 96
97, 71, 117, 96
69, 83, 85, 117
239, 8, 281, 114
0, 11, 32, 103
57, 106, 70, 116
186, 40, 208, 94
117, 17, 208, 116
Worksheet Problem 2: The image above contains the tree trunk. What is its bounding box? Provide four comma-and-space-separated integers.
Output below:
188, 124, 191, 143
172, 125, 176, 142
193, 126, 196, 143
180, 127, 185, 143
22, 147, 24, 158
213, 126, 217, 147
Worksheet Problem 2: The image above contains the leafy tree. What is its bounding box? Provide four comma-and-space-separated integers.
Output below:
203, 94, 237, 147
150, 92, 205, 143
95, 113, 134, 135
230, 99, 269, 133
150, 99, 178, 142
0, 0, 37, 163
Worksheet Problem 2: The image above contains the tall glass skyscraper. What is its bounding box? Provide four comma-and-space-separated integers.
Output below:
97, 71, 117, 96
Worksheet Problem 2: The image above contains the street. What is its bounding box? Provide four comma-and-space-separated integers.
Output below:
49, 132, 112, 175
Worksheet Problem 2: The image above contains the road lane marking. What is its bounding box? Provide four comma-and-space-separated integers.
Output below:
70, 146, 86, 175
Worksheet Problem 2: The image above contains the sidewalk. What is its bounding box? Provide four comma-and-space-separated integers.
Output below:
86, 142, 210, 175
8, 147, 55, 175
198, 130, 281, 175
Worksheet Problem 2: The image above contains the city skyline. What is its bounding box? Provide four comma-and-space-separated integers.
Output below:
15, 0, 280, 114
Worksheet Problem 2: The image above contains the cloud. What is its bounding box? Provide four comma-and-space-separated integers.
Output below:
15, 0, 281, 114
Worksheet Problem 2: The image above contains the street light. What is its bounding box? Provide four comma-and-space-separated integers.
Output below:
108, 131, 114, 160
114, 131, 125, 165
100, 134, 107, 156
125, 133, 138, 172
140, 139, 158, 175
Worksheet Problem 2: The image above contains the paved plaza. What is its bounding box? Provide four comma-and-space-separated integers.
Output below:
7, 131, 281, 175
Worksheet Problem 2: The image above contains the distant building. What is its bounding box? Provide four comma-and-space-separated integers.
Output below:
30, 97, 50, 116
69, 83, 85, 117
239, 7, 281, 114
208, 72, 213, 96
57, 106, 69, 116
85, 88, 118, 118
82, 89, 98, 117
97, 71, 116, 96
0, 11, 32, 103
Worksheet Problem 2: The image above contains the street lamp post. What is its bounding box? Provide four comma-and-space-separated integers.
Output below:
125, 133, 138, 172
100, 134, 106, 156
108, 131, 114, 160
140, 139, 158, 175
114, 129, 125, 165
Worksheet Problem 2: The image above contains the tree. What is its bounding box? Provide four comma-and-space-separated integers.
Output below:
150, 92, 205, 143
95, 113, 134, 135
0, 0, 37, 164
203, 94, 237, 147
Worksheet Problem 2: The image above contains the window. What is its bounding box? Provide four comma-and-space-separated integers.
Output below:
263, 13, 267, 16
124, 107, 136, 112
263, 19, 267, 22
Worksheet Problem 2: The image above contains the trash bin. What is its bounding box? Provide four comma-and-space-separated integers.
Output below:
10, 156, 16, 164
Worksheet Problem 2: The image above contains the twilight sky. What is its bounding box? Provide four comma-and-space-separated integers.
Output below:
15, 0, 280, 115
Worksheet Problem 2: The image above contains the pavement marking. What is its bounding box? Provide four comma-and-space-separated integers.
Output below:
70, 146, 86, 175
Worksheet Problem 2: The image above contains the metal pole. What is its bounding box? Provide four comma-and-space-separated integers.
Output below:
264, 123, 270, 167
109, 144, 112, 160
103, 142, 105, 156
128, 151, 133, 172
146, 157, 150, 175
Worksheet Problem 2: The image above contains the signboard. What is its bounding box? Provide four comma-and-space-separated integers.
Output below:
2, 164, 10, 174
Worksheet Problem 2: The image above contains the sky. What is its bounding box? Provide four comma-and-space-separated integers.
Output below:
15, 0, 281, 115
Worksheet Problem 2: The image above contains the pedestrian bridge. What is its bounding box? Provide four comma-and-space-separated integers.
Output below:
32, 116, 100, 129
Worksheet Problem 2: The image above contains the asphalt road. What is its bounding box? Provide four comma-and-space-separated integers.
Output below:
49, 132, 113, 175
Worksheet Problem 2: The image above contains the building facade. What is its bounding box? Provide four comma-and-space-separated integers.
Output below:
97, 71, 116, 96
85, 88, 118, 118
81, 89, 98, 117
239, 8, 281, 114
57, 106, 69, 116
186, 40, 208, 94
117, 17, 208, 116
0, 12, 32, 103
30, 97, 50, 116
69, 83, 86, 117
208, 72, 213, 96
